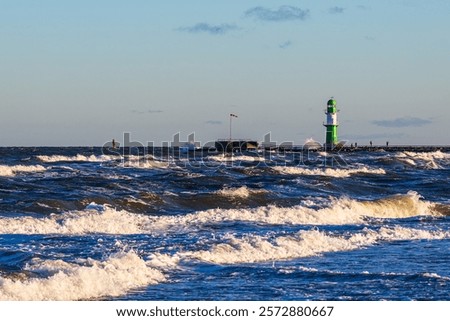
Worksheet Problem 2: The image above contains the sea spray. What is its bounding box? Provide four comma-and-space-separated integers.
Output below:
215, 186, 267, 198
394, 151, 449, 169
186, 226, 450, 264
0, 165, 46, 177
0, 192, 442, 235
273, 165, 386, 177
0, 251, 165, 301
37, 154, 120, 163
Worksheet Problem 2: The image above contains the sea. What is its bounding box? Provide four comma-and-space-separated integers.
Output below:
0, 147, 449, 301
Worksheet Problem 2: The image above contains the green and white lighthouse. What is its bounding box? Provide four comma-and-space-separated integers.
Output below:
323, 98, 339, 149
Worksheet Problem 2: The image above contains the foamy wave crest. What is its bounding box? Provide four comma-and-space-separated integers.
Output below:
188, 226, 450, 264
273, 166, 386, 177
208, 154, 265, 163
0, 165, 46, 177
176, 191, 436, 226
356, 191, 436, 219
0, 193, 440, 235
394, 151, 449, 169
422, 273, 450, 281
188, 230, 370, 264
0, 251, 165, 300
123, 159, 170, 169
0, 203, 151, 235
37, 154, 120, 163
215, 186, 267, 198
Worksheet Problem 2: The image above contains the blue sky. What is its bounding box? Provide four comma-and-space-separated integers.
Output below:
1, 0, 449, 146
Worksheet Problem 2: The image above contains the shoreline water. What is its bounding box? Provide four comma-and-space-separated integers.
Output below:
0, 147, 449, 300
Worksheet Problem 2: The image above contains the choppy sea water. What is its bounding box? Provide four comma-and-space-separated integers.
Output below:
0, 147, 449, 301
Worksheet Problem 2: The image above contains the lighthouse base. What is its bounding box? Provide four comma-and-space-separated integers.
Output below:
324, 142, 344, 151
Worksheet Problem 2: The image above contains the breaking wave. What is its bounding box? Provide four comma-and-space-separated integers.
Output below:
188, 226, 450, 264
3, 225, 445, 300
0, 192, 443, 235
422, 273, 450, 281
37, 154, 120, 163
0, 203, 151, 235
273, 166, 386, 177
122, 159, 171, 169
0, 251, 165, 300
180, 191, 438, 227
394, 151, 449, 169
0, 165, 47, 177
208, 154, 265, 163
215, 186, 267, 198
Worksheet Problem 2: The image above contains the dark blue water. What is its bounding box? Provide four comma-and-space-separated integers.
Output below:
0, 147, 449, 300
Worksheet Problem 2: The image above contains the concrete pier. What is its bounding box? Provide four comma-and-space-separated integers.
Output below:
271, 145, 450, 153
338, 145, 450, 153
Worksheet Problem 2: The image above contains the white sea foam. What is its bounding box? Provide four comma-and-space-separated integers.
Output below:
34, 153, 175, 169
122, 159, 170, 169
187, 226, 450, 264
273, 165, 386, 177
11, 225, 447, 300
0, 192, 440, 235
187, 230, 362, 264
208, 154, 265, 163
215, 186, 267, 198
0, 165, 47, 177
394, 151, 449, 169
37, 154, 119, 163
51, 165, 76, 171
422, 273, 450, 281
0, 251, 165, 300
178, 191, 436, 226
146, 253, 182, 270
0, 203, 151, 235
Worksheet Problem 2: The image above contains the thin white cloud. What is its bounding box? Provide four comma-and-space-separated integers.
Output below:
178, 23, 238, 35
329, 7, 346, 14
244, 6, 310, 22
279, 40, 293, 49
372, 117, 432, 128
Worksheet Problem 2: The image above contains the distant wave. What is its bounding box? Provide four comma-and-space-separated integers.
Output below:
0, 165, 46, 177
273, 165, 386, 177
36, 154, 176, 169
422, 273, 450, 281
122, 159, 171, 169
37, 154, 120, 163
215, 186, 267, 198
208, 154, 265, 163
393, 151, 449, 169
0, 251, 164, 300
0, 192, 444, 235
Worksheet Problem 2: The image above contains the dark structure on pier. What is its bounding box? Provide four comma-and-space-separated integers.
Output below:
215, 140, 258, 152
